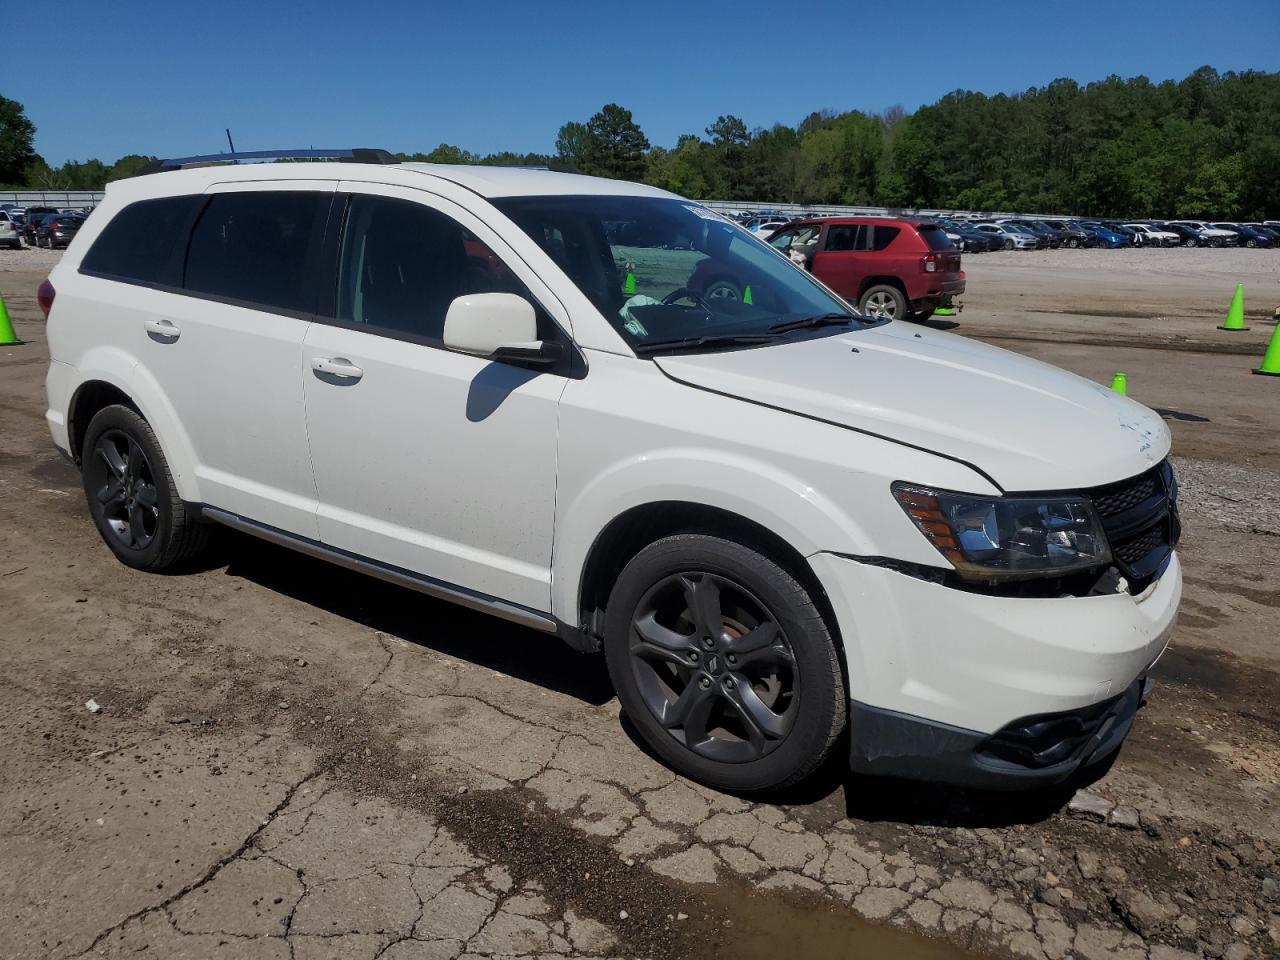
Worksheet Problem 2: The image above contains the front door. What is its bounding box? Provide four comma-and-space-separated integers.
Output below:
301, 184, 570, 613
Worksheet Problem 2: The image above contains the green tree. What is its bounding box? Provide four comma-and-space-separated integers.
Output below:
584, 104, 649, 181
554, 121, 595, 173
0, 95, 39, 185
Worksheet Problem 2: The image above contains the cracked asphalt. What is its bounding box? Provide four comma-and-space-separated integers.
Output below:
2, 252, 1279, 960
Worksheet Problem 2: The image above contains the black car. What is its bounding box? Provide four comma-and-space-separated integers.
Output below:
35, 214, 85, 249
21, 206, 60, 246
1154, 222, 1203, 247
1037, 220, 1093, 248
937, 219, 996, 253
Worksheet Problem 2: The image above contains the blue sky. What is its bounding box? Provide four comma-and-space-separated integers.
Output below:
9, 0, 1280, 167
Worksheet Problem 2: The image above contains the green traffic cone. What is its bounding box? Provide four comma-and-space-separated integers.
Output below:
1110, 372, 1128, 395
623, 271, 636, 296
0, 292, 19, 346
743, 285, 753, 305
1253, 323, 1280, 377
1218, 283, 1249, 331
935, 306, 957, 317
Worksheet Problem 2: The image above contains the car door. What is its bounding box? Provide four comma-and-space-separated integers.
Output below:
301, 183, 570, 614
138, 181, 333, 538
809, 223, 866, 298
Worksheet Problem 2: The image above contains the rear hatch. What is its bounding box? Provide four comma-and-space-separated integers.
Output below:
917, 223, 962, 272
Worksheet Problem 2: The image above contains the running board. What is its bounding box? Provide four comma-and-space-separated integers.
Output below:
201, 507, 558, 634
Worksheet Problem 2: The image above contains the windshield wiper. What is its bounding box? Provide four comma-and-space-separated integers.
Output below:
767, 312, 857, 334
633, 333, 778, 356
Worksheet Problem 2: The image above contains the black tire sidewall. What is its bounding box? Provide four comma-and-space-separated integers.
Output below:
603, 535, 844, 793
81, 405, 176, 570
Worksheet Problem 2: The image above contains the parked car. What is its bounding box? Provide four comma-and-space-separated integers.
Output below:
1212, 223, 1274, 248
973, 222, 1039, 250
1166, 221, 1237, 247
1152, 222, 1204, 247
936, 219, 994, 253
750, 219, 788, 236
44, 151, 1181, 793
1037, 220, 1093, 248
0, 210, 22, 249
36, 213, 86, 249
21, 206, 60, 245
1074, 222, 1130, 249
1241, 223, 1280, 243
999, 219, 1060, 248
1123, 224, 1180, 247
730, 217, 965, 321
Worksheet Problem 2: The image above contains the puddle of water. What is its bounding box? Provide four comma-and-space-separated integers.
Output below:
704, 878, 989, 960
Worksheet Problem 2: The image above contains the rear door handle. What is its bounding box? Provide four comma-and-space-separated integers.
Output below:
310, 356, 364, 382
143, 318, 180, 341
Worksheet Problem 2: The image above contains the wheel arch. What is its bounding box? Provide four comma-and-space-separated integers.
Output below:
64, 355, 202, 502
857, 276, 908, 301
569, 500, 844, 665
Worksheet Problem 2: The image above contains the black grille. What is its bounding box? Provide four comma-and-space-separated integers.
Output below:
1087, 460, 1179, 583
1091, 474, 1157, 519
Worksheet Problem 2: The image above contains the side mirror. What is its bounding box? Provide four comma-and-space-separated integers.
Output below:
443, 293, 562, 368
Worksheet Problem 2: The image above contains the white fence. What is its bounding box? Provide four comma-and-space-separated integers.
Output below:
697, 199, 1068, 221
0, 191, 105, 208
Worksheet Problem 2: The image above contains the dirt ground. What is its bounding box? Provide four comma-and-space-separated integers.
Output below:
1, 247, 1278, 960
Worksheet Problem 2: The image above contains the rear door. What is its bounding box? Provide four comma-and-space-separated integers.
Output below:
138, 181, 334, 537
809, 223, 867, 297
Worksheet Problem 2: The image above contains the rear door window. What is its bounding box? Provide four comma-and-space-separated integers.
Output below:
80, 195, 205, 287
824, 224, 866, 251
184, 191, 329, 315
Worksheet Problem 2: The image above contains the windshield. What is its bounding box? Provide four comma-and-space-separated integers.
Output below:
493, 196, 859, 351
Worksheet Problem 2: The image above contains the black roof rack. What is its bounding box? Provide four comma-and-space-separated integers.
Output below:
139, 148, 397, 175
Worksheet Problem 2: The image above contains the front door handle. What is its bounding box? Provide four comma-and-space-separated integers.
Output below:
311, 356, 364, 382
143, 318, 180, 342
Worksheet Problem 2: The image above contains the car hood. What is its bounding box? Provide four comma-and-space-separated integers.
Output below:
653, 325, 1170, 492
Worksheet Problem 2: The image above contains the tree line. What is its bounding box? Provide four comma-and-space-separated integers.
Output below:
2, 66, 1276, 218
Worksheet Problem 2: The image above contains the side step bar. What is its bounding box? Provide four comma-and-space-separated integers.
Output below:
201, 507, 558, 634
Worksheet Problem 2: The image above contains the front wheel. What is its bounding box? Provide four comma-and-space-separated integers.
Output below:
702, 279, 742, 303
1246, 239, 1257, 248
859, 284, 907, 321
81, 404, 211, 571
603, 535, 845, 792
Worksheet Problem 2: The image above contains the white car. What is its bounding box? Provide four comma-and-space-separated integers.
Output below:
43, 149, 1182, 792
0, 209, 21, 249
1124, 224, 1180, 247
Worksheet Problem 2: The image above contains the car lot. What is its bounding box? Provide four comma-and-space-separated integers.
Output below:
1, 249, 1278, 960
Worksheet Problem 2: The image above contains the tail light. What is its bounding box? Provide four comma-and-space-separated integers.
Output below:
922, 254, 938, 273
37, 279, 55, 318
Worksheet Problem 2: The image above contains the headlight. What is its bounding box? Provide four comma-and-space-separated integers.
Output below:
892, 483, 1110, 581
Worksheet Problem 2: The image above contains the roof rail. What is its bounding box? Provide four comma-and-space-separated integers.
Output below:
139, 148, 398, 175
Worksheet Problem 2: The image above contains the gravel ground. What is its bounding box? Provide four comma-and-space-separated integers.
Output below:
0, 245, 64, 273
1, 249, 1278, 960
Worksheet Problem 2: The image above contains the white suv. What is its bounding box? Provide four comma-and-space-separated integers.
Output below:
43, 150, 1182, 792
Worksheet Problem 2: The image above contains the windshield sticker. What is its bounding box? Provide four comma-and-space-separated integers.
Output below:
682, 204, 731, 224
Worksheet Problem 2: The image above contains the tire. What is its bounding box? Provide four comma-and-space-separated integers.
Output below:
1067, 238, 1079, 249
858, 283, 907, 321
603, 534, 845, 792
1003, 238, 1014, 250
1246, 239, 1257, 248
81, 404, 210, 571
1186, 237, 1197, 248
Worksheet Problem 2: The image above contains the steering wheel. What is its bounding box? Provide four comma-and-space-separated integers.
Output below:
661, 287, 715, 311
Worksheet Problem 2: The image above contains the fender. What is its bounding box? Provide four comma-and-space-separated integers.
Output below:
551, 445, 875, 627
67, 346, 203, 504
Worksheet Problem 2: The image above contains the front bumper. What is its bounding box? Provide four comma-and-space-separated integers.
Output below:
848, 675, 1149, 789
810, 551, 1181, 788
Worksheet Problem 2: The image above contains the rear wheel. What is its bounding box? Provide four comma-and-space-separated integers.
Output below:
858, 284, 906, 321
81, 405, 210, 571
603, 535, 845, 792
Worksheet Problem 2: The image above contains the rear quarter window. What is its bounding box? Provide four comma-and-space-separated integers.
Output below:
870, 225, 902, 251
80, 195, 205, 287
917, 225, 955, 251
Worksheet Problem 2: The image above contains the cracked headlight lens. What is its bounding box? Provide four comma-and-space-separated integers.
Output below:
892, 483, 1110, 581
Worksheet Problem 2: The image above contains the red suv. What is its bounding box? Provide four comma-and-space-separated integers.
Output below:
692, 217, 964, 322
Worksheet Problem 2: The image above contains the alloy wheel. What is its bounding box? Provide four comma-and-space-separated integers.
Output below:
862, 291, 899, 319
89, 430, 160, 550
628, 572, 799, 763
